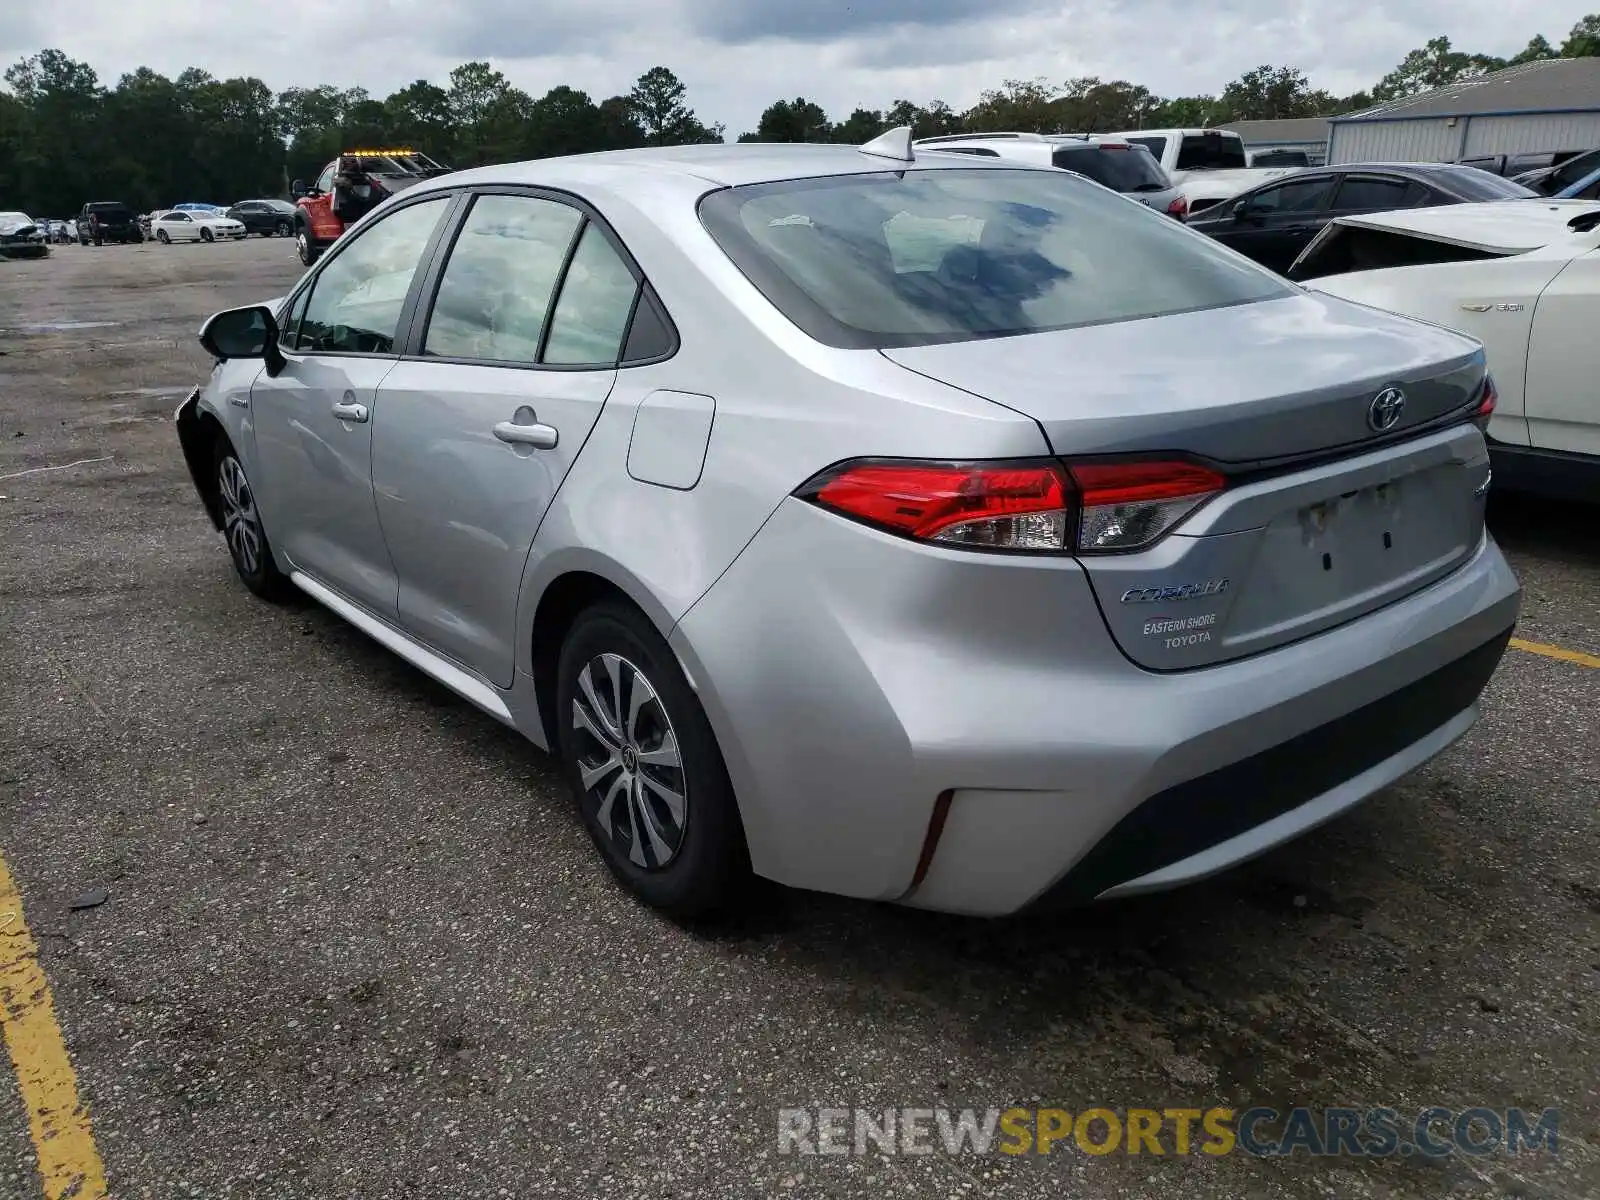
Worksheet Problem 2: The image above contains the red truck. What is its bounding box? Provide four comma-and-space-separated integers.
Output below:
290, 148, 451, 266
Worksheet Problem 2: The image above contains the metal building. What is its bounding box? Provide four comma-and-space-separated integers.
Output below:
1328, 57, 1600, 165
1217, 117, 1331, 165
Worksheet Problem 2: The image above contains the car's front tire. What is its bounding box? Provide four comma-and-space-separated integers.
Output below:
200, 227, 214, 243
555, 603, 749, 920
296, 226, 321, 266
213, 439, 292, 602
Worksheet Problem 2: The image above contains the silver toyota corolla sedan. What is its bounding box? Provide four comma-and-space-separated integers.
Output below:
175, 131, 1520, 919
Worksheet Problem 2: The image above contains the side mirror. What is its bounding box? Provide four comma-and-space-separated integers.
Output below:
290, 179, 307, 199
199, 305, 286, 376
1231, 199, 1249, 220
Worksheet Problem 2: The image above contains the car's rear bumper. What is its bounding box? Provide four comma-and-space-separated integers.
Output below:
671, 498, 1520, 916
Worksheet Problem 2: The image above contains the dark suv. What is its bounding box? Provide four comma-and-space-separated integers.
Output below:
225, 199, 299, 237
76, 202, 144, 245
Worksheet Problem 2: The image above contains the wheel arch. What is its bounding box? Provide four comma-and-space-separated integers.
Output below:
176, 400, 230, 530
528, 567, 669, 751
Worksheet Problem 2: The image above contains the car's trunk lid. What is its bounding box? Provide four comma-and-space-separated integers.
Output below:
882, 292, 1491, 668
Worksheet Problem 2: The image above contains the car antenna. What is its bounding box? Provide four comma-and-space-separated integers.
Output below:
859, 126, 915, 163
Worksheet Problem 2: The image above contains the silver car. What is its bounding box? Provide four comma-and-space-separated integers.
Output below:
176, 133, 1520, 919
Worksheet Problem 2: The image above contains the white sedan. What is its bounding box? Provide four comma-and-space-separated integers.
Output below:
151, 209, 247, 244
1291, 199, 1600, 500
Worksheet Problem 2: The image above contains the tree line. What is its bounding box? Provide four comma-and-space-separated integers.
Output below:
3, 13, 1597, 218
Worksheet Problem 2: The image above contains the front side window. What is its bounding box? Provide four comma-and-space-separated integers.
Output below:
542, 223, 641, 366
279, 286, 311, 349
423, 195, 583, 363
298, 196, 448, 354
1244, 177, 1335, 214
699, 167, 1291, 349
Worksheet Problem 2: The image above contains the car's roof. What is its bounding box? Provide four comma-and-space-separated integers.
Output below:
418, 141, 1034, 193
1329, 199, 1600, 252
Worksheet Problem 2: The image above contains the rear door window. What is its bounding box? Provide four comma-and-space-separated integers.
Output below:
422, 194, 584, 363
541, 223, 641, 366
1332, 175, 1414, 211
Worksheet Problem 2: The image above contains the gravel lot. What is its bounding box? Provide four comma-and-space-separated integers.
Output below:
2, 238, 1598, 1200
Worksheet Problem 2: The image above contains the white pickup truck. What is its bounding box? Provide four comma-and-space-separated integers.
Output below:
1111, 128, 1298, 216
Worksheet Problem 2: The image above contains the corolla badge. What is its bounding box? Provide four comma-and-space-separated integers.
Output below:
1367, 387, 1406, 433
1120, 578, 1230, 604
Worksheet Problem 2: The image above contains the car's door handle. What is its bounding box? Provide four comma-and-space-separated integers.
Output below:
493, 420, 559, 450
331, 400, 369, 423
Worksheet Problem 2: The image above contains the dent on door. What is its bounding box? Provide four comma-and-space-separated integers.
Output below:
626, 390, 716, 490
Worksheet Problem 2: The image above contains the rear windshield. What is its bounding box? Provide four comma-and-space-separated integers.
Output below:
1175, 134, 1246, 171
1053, 145, 1170, 192
1435, 169, 1539, 201
698, 167, 1290, 349
87, 203, 131, 215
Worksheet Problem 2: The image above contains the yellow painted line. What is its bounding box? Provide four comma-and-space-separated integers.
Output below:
1510, 637, 1600, 669
0, 853, 109, 1200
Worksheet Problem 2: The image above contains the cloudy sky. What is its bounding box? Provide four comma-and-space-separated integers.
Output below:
4, 0, 1596, 133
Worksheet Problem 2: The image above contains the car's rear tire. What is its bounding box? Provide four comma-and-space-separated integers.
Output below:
92, 236, 102, 246
555, 603, 749, 920
275, 219, 292, 238
213, 439, 292, 602
156, 230, 169, 244
78, 235, 88, 246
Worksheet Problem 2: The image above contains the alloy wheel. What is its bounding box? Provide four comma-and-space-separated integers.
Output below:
217, 455, 263, 577
571, 652, 687, 870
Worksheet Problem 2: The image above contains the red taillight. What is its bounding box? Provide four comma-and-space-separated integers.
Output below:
1473, 375, 1497, 430
804, 460, 1072, 551
1068, 460, 1226, 552
797, 458, 1226, 554
1167, 195, 1189, 220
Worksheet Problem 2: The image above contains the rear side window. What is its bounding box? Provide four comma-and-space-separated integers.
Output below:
699, 167, 1290, 350
1054, 146, 1170, 192
423, 195, 583, 363
1127, 136, 1168, 160
1175, 134, 1246, 170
